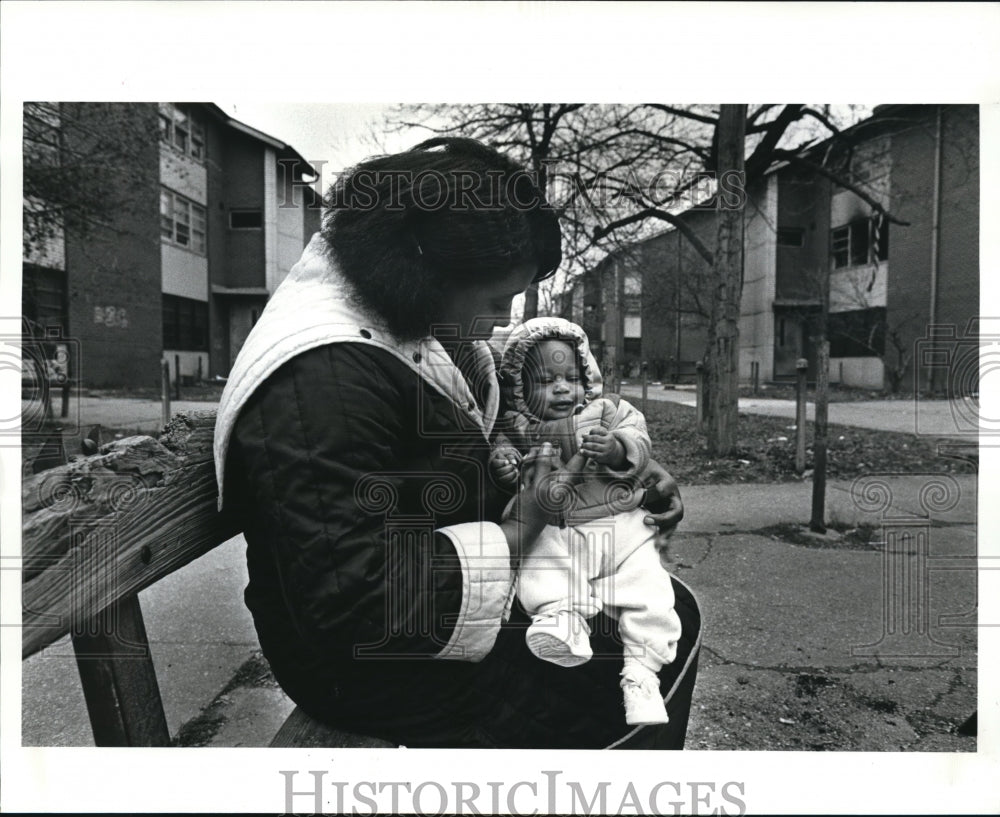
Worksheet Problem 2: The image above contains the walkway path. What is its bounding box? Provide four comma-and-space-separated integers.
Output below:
619, 384, 972, 439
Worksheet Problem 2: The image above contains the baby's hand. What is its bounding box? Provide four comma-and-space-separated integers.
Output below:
489, 445, 522, 488
580, 426, 625, 467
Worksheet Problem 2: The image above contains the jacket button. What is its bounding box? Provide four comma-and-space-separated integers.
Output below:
360, 328, 372, 339
412, 351, 422, 363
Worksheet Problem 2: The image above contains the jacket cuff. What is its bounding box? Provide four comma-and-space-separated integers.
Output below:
435, 521, 514, 662
611, 429, 650, 475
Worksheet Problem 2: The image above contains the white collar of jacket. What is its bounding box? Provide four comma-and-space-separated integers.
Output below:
213, 232, 500, 509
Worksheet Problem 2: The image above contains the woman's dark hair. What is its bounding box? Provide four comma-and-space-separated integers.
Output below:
322, 137, 562, 339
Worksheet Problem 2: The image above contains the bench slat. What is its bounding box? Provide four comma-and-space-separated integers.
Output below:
22, 411, 240, 659
269, 706, 395, 749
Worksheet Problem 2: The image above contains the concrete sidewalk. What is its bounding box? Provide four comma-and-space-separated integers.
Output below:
619, 384, 973, 439
20, 474, 978, 750
678, 474, 978, 750
27, 395, 218, 437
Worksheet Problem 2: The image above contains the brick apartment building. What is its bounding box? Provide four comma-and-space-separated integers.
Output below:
22, 102, 321, 389
560, 104, 980, 393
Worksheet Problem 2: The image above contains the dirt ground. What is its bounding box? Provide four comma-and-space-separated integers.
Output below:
686, 659, 976, 752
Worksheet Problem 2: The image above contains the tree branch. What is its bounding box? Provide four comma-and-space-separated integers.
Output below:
593, 208, 714, 265
772, 149, 911, 226
643, 104, 718, 125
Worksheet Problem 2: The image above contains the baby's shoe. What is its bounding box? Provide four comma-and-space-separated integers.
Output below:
621, 667, 669, 725
526, 611, 593, 667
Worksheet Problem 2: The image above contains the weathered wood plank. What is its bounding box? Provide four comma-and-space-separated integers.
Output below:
269, 707, 396, 749
22, 411, 240, 658
72, 596, 171, 746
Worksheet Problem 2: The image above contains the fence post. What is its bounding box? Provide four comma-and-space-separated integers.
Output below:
695, 360, 705, 430
641, 360, 648, 417
161, 360, 171, 429
795, 357, 808, 474
174, 354, 181, 400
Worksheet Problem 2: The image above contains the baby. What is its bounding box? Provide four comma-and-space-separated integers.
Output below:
490, 317, 681, 726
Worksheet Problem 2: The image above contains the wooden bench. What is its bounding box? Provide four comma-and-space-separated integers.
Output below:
22, 409, 393, 748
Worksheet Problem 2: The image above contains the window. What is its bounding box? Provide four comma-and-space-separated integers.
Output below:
623, 314, 642, 339
831, 218, 889, 269
162, 295, 209, 351
160, 188, 206, 253
623, 271, 642, 296
777, 227, 804, 247
229, 210, 263, 230
159, 103, 206, 162
829, 308, 886, 357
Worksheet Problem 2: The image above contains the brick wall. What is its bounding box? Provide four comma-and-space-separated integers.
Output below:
887, 105, 979, 392
63, 103, 162, 389
221, 130, 266, 288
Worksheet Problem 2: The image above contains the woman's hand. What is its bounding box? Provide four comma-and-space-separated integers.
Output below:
640, 459, 684, 551
489, 445, 521, 489
580, 426, 626, 467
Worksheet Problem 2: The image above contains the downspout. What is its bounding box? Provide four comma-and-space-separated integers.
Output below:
927, 106, 943, 391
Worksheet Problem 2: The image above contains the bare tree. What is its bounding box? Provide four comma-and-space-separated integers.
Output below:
23, 102, 160, 259
702, 105, 747, 456
384, 103, 894, 454
387, 103, 714, 318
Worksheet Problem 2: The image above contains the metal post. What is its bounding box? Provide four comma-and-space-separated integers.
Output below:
795, 357, 808, 475
695, 360, 705, 430
810, 340, 830, 533
641, 360, 648, 417
161, 360, 171, 429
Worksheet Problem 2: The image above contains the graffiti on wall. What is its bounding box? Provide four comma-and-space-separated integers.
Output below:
93, 306, 129, 329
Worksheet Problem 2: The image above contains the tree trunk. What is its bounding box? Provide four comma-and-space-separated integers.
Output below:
704, 104, 747, 457
522, 283, 539, 320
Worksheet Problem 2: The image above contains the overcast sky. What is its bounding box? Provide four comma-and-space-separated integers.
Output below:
220, 103, 428, 181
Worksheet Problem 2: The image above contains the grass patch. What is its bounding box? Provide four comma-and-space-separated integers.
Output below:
643, 400, 974, 485
83, 381, 225, 402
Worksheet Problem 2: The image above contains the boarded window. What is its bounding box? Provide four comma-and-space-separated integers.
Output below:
777, 227, 804, 247
829, 307, 886, 357
230, 210, 263, 229
163, 294, 209, 351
